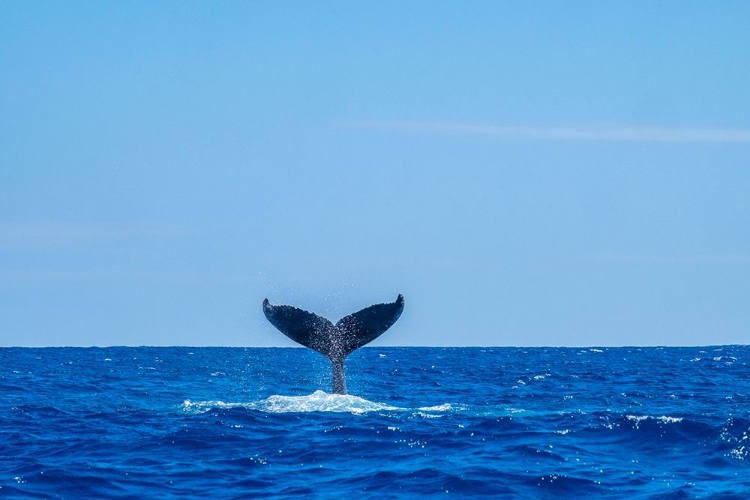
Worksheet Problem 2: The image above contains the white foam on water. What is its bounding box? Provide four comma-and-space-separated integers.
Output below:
181, 390, 458, 416
624, 414, 684, 428
418, 403, 453, 412
657, 416, 683, 424
259, 390, 399, 414
182, 400, 251, 412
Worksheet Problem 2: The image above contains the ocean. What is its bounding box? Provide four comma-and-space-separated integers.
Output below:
1, 346, 749, 498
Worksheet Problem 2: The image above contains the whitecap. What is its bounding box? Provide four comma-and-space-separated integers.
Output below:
657, 416, 683, 424
418, 403, 453, 412
414, 412, 443, 419
625, 414, 683, 427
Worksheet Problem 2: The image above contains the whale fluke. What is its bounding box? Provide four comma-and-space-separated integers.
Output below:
262, 295, 405, 394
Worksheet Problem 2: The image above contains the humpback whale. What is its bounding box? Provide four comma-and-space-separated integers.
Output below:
262, 294, 405, 395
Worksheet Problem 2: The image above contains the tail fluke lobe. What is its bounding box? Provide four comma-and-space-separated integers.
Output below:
335, 294, 405, 356
262, 298, 335, 356
262, 295, 405, 395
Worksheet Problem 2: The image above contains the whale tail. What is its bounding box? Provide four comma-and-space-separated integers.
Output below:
262, 294, 405, 394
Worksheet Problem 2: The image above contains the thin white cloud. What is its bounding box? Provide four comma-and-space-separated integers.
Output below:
0, 268, 252, 284
586, 252, 750, 264
343, 120, 750, 143
0, 222, 194, 250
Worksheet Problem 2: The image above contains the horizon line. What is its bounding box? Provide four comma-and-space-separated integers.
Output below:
1, 344, 746, 349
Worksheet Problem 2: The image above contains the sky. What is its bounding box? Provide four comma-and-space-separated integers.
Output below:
1, 1, 749, 347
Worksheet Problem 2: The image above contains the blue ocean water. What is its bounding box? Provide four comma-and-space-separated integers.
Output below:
1, 347, 749, 499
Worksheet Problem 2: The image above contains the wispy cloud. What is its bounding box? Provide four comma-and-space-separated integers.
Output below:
586, 252, 750, 264
0, 222, 194, 250
0, 268, 252, 284
342, 120, 750, 144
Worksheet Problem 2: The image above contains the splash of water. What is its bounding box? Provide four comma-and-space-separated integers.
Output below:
183, 390, 401, 415
181, 390, 458, 416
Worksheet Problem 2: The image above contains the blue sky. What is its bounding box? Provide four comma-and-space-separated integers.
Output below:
1, 2, 748, 347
